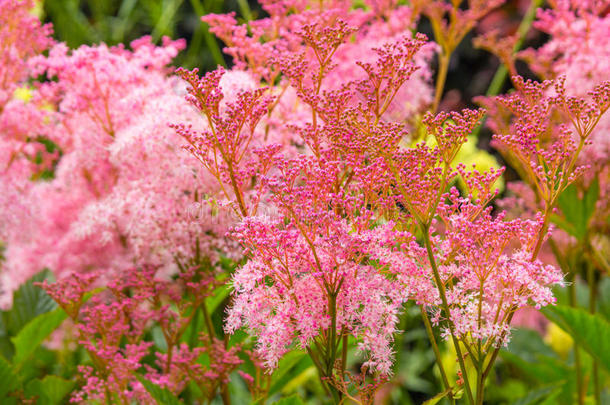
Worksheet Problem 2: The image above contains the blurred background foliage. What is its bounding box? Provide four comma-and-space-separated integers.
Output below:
40, 0, 263, 70
38, 0, 538, 109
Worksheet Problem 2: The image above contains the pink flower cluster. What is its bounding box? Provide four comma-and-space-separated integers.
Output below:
174, 0, 600, 382
40, 266, 241, 404
0, 0, 55, 248
432, 193, 563, 343
530, 1, 610, 161
525, 1, 610, 230
1, 18, 238, 303
0, 0, 53, 106
176, 3, 439, 376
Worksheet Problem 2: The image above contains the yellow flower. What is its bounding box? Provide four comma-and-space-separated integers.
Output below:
30, 0, 44, 18
410, 118, 504, 194
454, 136, 505, 193
13, 86, 33, 102
544, 322, 573, 359
438, 338, 477, 395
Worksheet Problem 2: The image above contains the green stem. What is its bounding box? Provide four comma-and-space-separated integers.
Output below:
202, 298, 232, 405
326, 292, 343, 404
305, 294, 343, 404
587, 260, 601, 405
202, 299, 216, 338
487, 0, 544, 96
189, 0, 226, 67
531, 206, 551, 261
151, 0, 184, 42
475, 367, 484, 405
475, 282, 485, 405
421, 224, 476, 405
341, 333, 348, 377
568, 272, 585, 405
307, 347, 333, 396
327, 292, 338, 375
220, 386, 232, 405
236, 0, 252, 21
432, 53, 450, 113
421, 307, 455, 405
188, 306, 201, 348
550, 240, 586, 404
308, 345, 340, 403
472, 0, 544, 137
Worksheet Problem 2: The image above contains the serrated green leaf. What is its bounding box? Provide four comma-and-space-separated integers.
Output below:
25, 375, 75, 405
11, 307, 66, 366
137, 376, 183, 405
0, 355, 18, 399
542, 305, 610, 371
6, 270, 56, 336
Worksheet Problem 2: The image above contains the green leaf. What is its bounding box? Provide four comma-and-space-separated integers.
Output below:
511, 383, 564, 405
500, 350, 568, 384
11, 307, 67, 366
43, 0, 96, 47
583, 178, 600, 222
229, 327, 250, 344
5, 270, 56, 336
137, 376, 183, 405
236, 0, 253, 21
227, 372, 251, 405
557, 184, 582, 221
0, 315, 14, 360
554, 180, 599, 241
423, 387, 453, 405
398, 349, 435, 393
542, 305, 610, 371
538, 389, 561, 405
597, 278, 610, 322
549, 213, 579, 240
25, 375, 75, 405
505, 328, 557, 362
150, 0, 184, 42
179, 308, 202, 347
206, 283, 231, 315
0, 355, 18, 399
268, 351, 313, 397
273, 394, 305, 405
